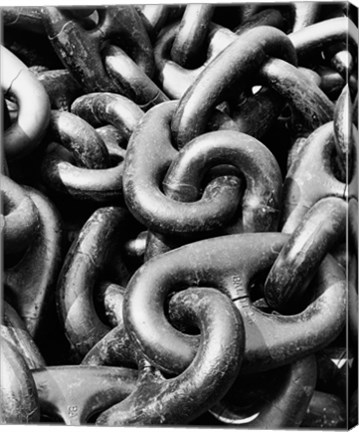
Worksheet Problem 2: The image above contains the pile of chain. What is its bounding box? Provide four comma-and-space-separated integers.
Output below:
1, 3, 358, 427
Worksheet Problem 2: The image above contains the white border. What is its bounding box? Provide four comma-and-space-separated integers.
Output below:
1, 0, 358, 432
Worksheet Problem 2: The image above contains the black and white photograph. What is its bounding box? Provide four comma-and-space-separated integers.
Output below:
0, 1, 358, 429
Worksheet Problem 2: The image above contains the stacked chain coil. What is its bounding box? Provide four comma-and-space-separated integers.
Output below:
1, 3, 358, 427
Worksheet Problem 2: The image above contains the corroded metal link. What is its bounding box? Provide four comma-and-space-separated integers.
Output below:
123, 233, 345, 375
123, 102, 242, 235
171, 26, 297, 148
1, 46, 50, 160
33, 366, 138, 425
0, 339, 40, 423
41, 6, 154, 93
171, 5, 215, 68
1, 175, 40, 255
4, 186, 63, 341
265, 197, 347, 312
97, 288, 244, 425
210, 355, 317, 428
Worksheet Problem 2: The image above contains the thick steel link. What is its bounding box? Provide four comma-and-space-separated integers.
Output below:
333, 84, 355, 178
97, 287, 244, 425
71, 92, 144, 140
144, 128, 282, 258
1, 46, 50, 160
123, 102, 242, 235
103, 45, 169, 110
171, 26, 297, 148
48, 110, 110, 169
1, 175, 40, 255
265, 197, 347, 312
123, 233, 345, 375
42, 6, 154, 93
40, 96, 143, 202
1, 302, 46, 370
35, 69, 83, 111
0, 339, 40, 423
171, 5, 215, 68
289, 17, 357, 60
210, 355, 317, 428
57, 207, 130, 357
281, 121, 355, 232
4, 186, 63, 341
40, 144, 125, 202
258, 58, 334, 132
